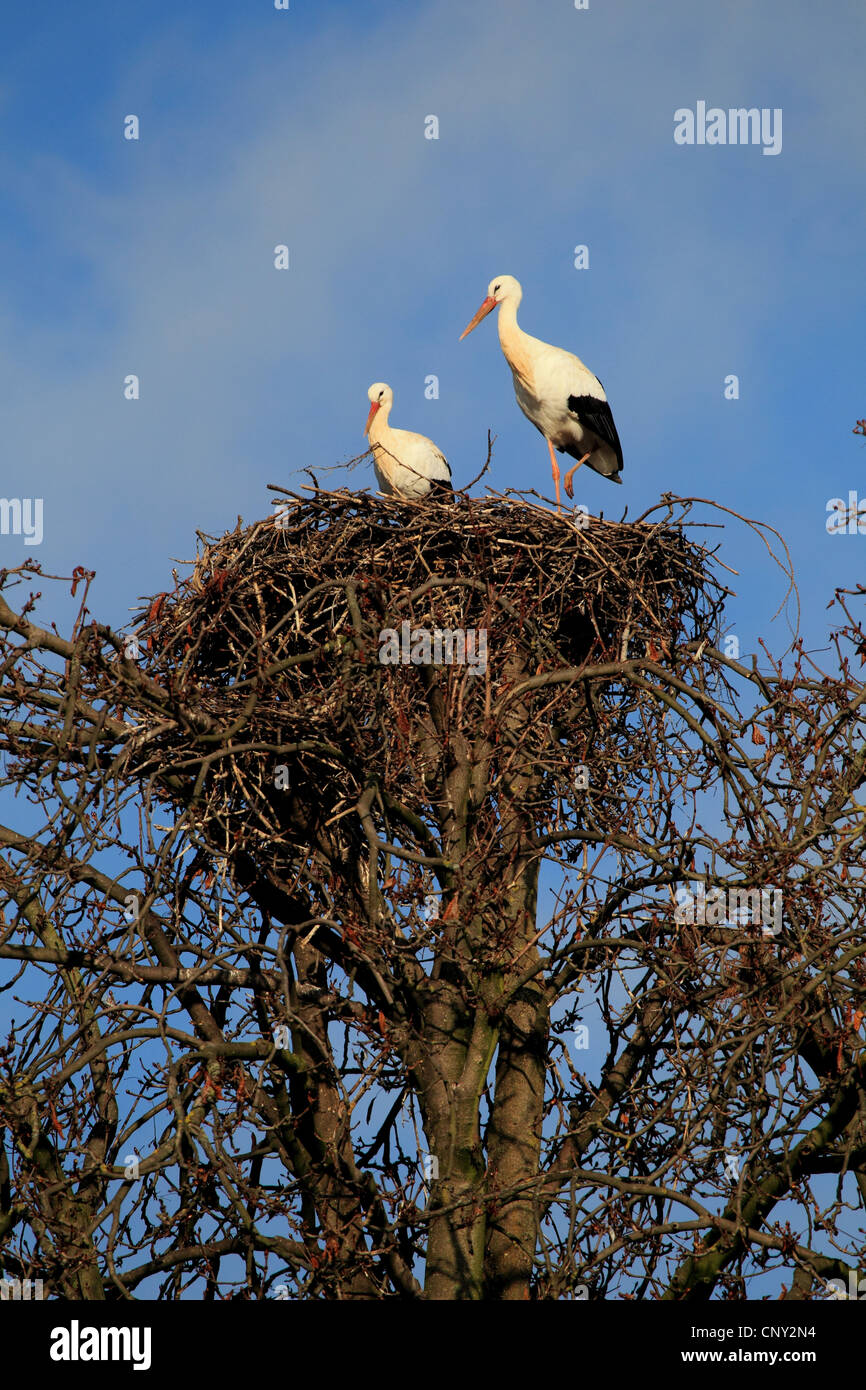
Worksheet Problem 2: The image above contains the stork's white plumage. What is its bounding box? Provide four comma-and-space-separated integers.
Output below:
460, 275, 623, 509
364, 383, 452, 500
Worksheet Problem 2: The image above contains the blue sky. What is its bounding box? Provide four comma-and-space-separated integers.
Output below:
1, 0, 864, 655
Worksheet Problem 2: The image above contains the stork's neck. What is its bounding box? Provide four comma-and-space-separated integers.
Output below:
368, 408, 397, 487
496, 296, 533, 383
369, 403, 393, 441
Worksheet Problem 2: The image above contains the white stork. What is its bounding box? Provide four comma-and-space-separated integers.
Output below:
364, 383, 453, 500
459, 275, 623, 509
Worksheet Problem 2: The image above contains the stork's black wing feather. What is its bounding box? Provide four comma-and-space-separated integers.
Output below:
428, 470, 453, 497
567, 391, 624, 470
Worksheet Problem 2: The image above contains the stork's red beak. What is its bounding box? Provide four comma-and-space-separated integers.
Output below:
459, 295, 496, 340
364, 401, 380, 436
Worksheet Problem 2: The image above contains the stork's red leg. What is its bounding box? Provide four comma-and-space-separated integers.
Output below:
564, 453, 591, 499
547, 438, 562, 511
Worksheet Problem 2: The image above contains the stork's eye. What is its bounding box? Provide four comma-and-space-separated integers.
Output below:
494, 283, 501, 293
379, 391, 384, 399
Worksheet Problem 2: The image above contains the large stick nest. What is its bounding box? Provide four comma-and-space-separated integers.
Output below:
124, 488, 728, 881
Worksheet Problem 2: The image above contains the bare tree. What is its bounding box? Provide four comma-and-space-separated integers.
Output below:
1, 485, 864, 1301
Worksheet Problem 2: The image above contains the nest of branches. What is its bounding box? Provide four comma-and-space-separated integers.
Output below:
123, 487, 728, 889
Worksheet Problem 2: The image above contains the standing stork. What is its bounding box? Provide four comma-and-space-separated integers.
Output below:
364, 383, 453, 500
459, 275, 623, 509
